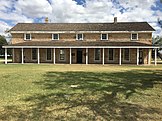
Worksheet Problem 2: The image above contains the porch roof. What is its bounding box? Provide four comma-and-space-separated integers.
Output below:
3, 41, 159, 48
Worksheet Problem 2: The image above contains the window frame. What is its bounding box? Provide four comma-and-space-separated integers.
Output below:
101, 33, 108, 40
24, 33, 31, 40
108, 48, 115, 61
123, 48, 130, 62
131, 33, 138, 40
94, 48, 101, 61
46, 48, 52, 61
76, 33, 83, 40
59, 49, 66, 61
52, 34, 59, 40
31, 48, 37, 61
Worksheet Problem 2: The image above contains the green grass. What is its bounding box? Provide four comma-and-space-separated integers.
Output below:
0, 63, 162, 121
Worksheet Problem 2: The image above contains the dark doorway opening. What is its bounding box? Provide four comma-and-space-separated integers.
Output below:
139, 49, 143, 64
77, 49, 82, 64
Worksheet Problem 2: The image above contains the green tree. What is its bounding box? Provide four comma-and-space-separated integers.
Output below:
0, 35, 7, 56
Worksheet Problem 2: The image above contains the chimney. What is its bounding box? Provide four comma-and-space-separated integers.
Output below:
45, 17, 48, 23
114, 17, 117, 24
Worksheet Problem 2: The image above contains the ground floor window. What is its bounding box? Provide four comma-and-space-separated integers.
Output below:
46, 49, 52, 60
123, 48, 130, 61
94, 48, 101, 61
32, 48, 37, 60
59, 49, 66, 61
108, 48, 114, 61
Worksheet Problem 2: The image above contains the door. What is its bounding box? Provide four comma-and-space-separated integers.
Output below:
77, 49, 82, 63
139, 49, 143, 64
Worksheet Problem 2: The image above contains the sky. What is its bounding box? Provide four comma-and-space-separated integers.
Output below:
0, 0, 162, 37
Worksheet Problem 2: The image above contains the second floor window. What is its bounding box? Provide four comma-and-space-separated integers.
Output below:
52, 34, 59, 40
131, 33, 138, 40
76, 34, 83, 40
24, 33, 31, 40
101, 34, 108, 40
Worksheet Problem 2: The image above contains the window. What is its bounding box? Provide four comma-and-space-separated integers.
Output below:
94, 48, 101, 61
32, 48, 37, 60
76, 34, 83, 40
131, 33, 138, 40
24, 33, 31, 40
46, 49, 52, 60
108, 49, 114, 61
123, 48, 130, 61
52, 34, 59, 40
101, 34, 108, 40
59, 49, 66, 61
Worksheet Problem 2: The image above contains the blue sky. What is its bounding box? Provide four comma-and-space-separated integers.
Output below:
0, 0, 162, 37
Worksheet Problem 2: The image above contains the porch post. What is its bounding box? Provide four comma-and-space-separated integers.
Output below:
70, 48, 72, 64
137, 48, 139, 65
119, 48, 121, 65
86, 48, 88, 65
148, 49, 151, 65
53, 48, 55, 64
155, 48, 157, 66
21, 48, 24, 64
37, 48, 40, 64
12, 48, 14, 63
5, 48, 7, 64
102, 48, 104, 65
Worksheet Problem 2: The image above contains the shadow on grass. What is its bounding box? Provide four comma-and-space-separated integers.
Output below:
1, 70, 162, 120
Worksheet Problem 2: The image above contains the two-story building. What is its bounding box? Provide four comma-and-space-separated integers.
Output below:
3, 18, 158, 65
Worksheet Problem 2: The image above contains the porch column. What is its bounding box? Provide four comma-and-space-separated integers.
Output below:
70, 48, 72, 64
148, 49, 151, 65
102, 48, 104, 65
5, 48, 7, 64
21, 48, 24, 64
12, 48, 14, 63
86, 48, 88, 65
37, 48, 40, 64
137, 48, 139, 65
119, 48, 121, 65
155, 48, 157, 66
53, 48, 55, 64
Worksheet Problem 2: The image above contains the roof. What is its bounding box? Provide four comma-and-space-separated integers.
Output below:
10, 22, 155, 32
5, 41, 153, 47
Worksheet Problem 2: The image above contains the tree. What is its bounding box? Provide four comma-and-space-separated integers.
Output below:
0, 35, 7, 56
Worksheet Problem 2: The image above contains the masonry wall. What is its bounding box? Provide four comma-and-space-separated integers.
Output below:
13, 48, 149, 64
11, 33, 152, 44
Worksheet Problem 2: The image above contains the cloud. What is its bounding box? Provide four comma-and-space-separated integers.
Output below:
0, 0, 161, 37
15, 0, 52, 18
0, 21, 12, 35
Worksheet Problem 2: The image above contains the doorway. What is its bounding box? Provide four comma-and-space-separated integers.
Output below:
77, 49, 82, 64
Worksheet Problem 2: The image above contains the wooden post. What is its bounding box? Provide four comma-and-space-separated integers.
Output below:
102, 48, 104, 65
53, 48, 55, 64
155, 48, 157, 66
119, 48, 121, 65
21, 48, 24, 64
137, 48, 139, 65
5, 48, 7, 64
70, 48, 72, 64
12, 48, 14, 63
38, 48, 40, 64
86, 48, 88, 65
148, 49, 151, 65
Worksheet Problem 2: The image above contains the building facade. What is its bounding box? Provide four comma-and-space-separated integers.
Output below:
3, 18, 158, 65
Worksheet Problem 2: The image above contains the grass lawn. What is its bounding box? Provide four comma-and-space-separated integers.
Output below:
0, 62, 162, 120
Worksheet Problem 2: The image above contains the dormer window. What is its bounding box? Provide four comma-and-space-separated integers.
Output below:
101, 34, 108, 40
24, 33, 31, 40
76, 34, 83, 40
131, 33, 138, 40
52, 34, 59, 40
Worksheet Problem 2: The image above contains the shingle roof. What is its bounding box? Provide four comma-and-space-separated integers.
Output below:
7, 41, 152, 47
10, 22, 155, 32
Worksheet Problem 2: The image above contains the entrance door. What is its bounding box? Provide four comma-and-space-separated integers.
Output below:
77, 49, 82, 63
139, 49, 143, 64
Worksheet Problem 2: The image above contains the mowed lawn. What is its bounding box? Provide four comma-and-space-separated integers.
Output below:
0, 62, 162, 120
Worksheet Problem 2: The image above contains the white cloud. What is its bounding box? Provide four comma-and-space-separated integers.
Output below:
15, 0, 52, 18
0, 21, 12, 35
0, 0, 161, 37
